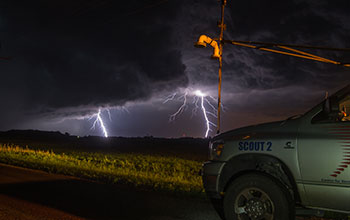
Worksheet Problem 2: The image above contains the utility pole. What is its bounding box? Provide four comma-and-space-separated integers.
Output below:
195, 0, 349, 137
217, 0, 226, 134
194, 0, 227, 135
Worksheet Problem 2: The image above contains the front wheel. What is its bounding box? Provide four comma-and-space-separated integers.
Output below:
223, 173, 294, 220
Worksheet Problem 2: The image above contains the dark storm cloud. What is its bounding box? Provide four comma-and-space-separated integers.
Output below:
1, 0, 350, 137
173, 0, 350, 134
222, 0, 350, 91
178, 0, 350, 91
0, 0, 187, 120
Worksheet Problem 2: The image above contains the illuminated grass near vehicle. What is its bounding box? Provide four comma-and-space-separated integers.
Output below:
0, 144, 204, 193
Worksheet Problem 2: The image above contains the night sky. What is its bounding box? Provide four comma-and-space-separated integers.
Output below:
0, 0, 350, 138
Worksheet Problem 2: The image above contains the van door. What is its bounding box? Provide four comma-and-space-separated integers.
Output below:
298, 96, 350, 211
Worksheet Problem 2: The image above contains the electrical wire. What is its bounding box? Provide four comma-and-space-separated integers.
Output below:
224, 40, 350, 52
224, 40, 350, 67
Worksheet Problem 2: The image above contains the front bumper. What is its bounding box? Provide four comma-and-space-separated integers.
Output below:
201, 160, 226, 199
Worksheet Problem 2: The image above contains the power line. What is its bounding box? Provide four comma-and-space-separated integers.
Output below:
226, 40, 350, 67
223, 40, 350, 52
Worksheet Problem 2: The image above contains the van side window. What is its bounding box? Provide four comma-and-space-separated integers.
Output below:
338, 95, 350, 121
312, 95, 350, 123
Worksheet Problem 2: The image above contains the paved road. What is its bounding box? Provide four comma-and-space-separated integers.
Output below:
0, 163, 331, 220
0, 163, 221, 220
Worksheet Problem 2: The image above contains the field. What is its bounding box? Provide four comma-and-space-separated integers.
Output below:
0, 144, 204, 194
0, 130, 349, 220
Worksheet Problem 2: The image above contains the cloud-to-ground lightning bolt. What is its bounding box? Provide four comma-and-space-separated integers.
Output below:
90, 109, 109, 137
194, 90, 214, 137
164, 89, 218, 138
86, 106, 129, 137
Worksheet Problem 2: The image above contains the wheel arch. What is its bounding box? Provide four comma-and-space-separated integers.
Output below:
218, 153, 301, 203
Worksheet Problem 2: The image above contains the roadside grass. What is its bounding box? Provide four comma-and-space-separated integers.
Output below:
1, 144, 349, 219
0, 144, 204, 194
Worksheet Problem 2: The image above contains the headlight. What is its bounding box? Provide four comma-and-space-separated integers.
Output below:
209, 141, 224, 160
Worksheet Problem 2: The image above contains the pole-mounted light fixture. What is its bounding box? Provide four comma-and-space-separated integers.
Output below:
194, 35, 220, 59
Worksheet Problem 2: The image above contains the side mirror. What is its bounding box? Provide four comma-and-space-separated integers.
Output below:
323, 97, 339, 113
323, 98, 331, 114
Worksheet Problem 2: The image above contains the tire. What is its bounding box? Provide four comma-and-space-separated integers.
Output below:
223, 173, 294, 220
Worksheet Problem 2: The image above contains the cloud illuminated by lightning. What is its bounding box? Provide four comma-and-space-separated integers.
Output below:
164, 88, 218, 138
